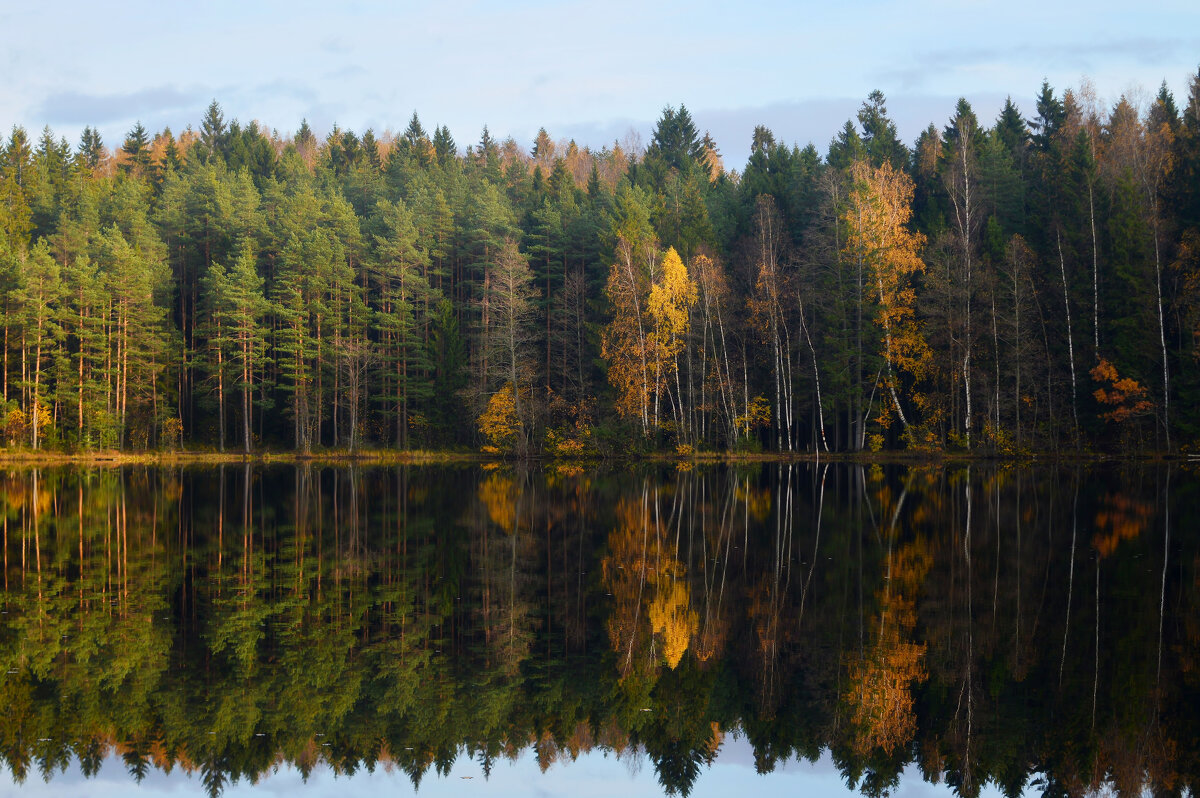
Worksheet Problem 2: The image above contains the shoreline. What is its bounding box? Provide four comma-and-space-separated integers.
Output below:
0, 448, 1190, 467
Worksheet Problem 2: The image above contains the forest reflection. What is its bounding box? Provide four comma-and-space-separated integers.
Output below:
0, 463, 1195, 798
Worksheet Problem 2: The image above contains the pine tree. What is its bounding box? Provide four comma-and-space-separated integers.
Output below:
78, 126, 105, 171
205, 242, 269, 453
121, 122, 152, 176
371, 198, 435, 446
199, 100, 227, 162
858, 90, 908, 170
18, 241, 63, 448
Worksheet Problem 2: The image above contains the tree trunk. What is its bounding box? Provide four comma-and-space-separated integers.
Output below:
1056, 231, 1079, 436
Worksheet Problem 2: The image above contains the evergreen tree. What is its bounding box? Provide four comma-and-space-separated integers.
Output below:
994, 97, 1030, 169
17, 241, 63, 448
120, 121, 152, 175
199, 99, 227, 162
4, 126, 32, 187
1030, 80, 1065, 153
827, 120, 865, 170
78, 126, 105, 171
858, 90, 907, 170
370, 198, 435, 446
204, 242, 270, 453
432, 125, 456, 165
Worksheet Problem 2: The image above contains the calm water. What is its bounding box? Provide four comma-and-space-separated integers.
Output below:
0, 462, 1195, 797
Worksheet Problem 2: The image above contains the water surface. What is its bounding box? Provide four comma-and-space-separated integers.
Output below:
0, 463, 1195, 796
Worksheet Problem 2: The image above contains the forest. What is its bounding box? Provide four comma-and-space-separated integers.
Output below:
2, 70, 1200, 456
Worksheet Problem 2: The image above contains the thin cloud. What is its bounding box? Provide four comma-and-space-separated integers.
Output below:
320, 36, 352, 55
36, 86, 204, 125
881, 36, 1198, 90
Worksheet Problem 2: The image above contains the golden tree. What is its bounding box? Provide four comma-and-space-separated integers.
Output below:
477, 382, 519, 454
647, 247, 698, 436
843, 160, 931, 433
603, 246, 696, 438
602, 247, 652, 435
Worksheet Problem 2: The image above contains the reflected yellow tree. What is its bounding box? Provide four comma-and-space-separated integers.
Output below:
843, 535, 931, 757
602, 488, 696, 678
474, 470, 535, 676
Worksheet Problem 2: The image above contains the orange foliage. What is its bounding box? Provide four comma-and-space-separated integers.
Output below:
843, 160, 931, 428
1092, 492, 1152, 557
1091, 359, 1152, 424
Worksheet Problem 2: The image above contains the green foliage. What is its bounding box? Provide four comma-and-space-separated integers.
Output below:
0, 78, 1198, 454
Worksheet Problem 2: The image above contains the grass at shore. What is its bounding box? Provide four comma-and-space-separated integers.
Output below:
0, 448, 489, 467
0, 445, 1185, 468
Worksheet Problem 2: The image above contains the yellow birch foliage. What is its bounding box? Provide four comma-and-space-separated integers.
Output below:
478, 382, 519, 453
648, 576, 698, 669
478, 472, 519, 534
734, 395, 771, 436
601, 260, 649, 423
843, 160, 932, 425
648, 247, 697, 366
603, 247, 697, 432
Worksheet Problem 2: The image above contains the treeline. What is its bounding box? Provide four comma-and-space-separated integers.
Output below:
2, 72, 1199, 454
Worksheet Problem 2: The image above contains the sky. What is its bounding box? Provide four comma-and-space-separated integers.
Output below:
1, 0, 1198, 169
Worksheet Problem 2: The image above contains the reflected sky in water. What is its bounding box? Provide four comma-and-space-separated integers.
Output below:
2, 740, 1019, 798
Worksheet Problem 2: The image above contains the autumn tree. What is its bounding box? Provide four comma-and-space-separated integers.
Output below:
647, 247, 697, 441
843, 537, 931, 757
601, 185, 657, 438
842, 160, 931, 443
481, 239, 538, 454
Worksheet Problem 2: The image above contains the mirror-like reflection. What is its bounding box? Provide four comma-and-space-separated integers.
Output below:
0, 463, 1195, 798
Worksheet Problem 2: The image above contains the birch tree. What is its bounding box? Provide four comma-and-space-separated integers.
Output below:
843, 161, 930, 440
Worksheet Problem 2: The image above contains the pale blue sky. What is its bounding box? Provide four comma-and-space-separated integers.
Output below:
2, 0, 1197, 167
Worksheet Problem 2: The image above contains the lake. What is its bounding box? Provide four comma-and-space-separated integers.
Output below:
0, 462, 1195, 797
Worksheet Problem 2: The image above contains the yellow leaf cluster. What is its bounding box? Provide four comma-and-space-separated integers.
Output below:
601, 497, 697, 675
601, 247, 697, 432
734, 395, 771, 436
648, 247, 697, 361
843, 160, 932, 421
477, 382, 520, 451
